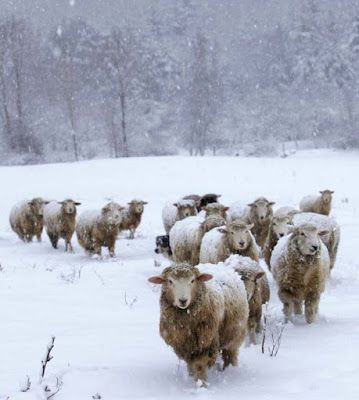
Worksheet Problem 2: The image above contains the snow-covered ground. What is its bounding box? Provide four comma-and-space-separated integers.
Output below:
0, 149, 358, 399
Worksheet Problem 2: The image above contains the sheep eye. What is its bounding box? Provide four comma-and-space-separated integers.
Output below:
168, 279, 173, 285
191, 279, 195, 284
300, 232, 305, 237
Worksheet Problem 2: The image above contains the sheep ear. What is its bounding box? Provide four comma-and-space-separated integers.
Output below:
255, 271, 265, 281
173, 203, 178, 207
330, 191, 334, 194
148, 276, 165, 284
74, 202, 81, 206
319, 230, 329, 236
58, 202, 64, 205
142, 201, 148, 205
269, 201, 275, 206
43, 201, 50, 205
197, 273, 213, 282
223, 206, 229, 211
319, 191, 324, 194
216, 194, 222, 198
217, 228, 228, 234
247, 203, 254, 207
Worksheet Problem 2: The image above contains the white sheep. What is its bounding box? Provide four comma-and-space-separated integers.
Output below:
148, 262, 248, 386
43, 199, 81, 252
299, 190, 334, 216
162, 199, 198, 234
199, 221, 260, 264
271, 223, 330, 323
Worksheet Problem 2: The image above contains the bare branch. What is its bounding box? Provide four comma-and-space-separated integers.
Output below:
40, 336, 56, 381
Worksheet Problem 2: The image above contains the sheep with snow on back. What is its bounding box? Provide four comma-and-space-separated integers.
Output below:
263, 215, 292, 270
243, 197, 275, 250
182, 194, 202, 211
76, 202, 124, 257
226, 255, 270, 344
199, 221, 260, 264
119, 199, 147, 239
9, 198, 49, 242
43, 199, 81, 252
148, 263, 248, 386
274, 206, 300, 221
299, 190, 334, 216
162, 199, 198, 234
154, 234, 172, 260
292, 212, 340, 271
271, 223, 330, 324
169, 216, 206, 266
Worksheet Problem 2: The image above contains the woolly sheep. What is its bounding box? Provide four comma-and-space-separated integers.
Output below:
43, 199, 81, 252
244, 197, 275, 250
202, 214, 227, 233
148, 263, 248, 386
182, 194, 202, 211
76, 202, 124, 257
119, 199, 148, 239
271, 223, 330, 323
169, 215, 205, 266
154, 234, 172, 260
226, 255, 270, 344
299, 190, 334, 216
199, 221, 260, 264
9, 198, 49, 242
292, 212, 340, 270
204, 202, 229, 218
226, 201, 245, 223
263, 215, 292, 270
162, 199, 198, 234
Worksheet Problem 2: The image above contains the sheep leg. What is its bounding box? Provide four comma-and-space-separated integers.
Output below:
128, 229, 135, 239
222, 346, 238, 369
294, 300, 303, 315
278, 289, 294, 322
93, 240, 102, 256
305, 294, 320, 324
36, 233, 42, 242
248, 318, 257, 345
65, 240, 73, 253
47, 232, 58, 249
108, 238, 116, 257
188, 356, 211, 385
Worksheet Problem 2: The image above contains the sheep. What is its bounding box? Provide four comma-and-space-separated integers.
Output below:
271, 223, 330, 324
162, 199, 198, 234
154, 235, 173, 260
299, 190, 334, 216
148, 263, 248, 386
202, 214, 227, 233
204, 202, 229, 218
292, 212, 340, 270
263, 215, 292, 270
118, 199, 147, 239
76, 202, 124, 257
199, 221, 260, 264
274, 206, 300, 220
243, 197, 275, 250
9, 198, 49, 242
43, 199, 81, 252
169, 216, 206, 266
182, 194, 202, 211
225, 255, 270, 344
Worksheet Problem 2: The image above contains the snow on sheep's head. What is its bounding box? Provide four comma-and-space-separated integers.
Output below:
29, 198, 50, 216
319, 190, 334, 204
290, 223, 328, 257
101, 202, 124, 225
129, 200, 148, 214
248, 198, 275, 224
148, 264, 213, 310
271, 216, 292, 240
204, 203, 229, 218
235, 268, 265, 301
58, 199, 81, 214
173, 200, 198, 219
218, 222, 254, 251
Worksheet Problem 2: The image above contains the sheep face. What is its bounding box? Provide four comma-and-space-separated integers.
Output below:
272, 216, 291, 239
235, 269, 265, 301
58, 199, 81, 215
219, 223, 253, 251
149, 265, 212, 310
248, 198, 275, 225
29, 198, 49, 217
129, 200, 147, 214
292, 224, 328, 256
154, 235, 172, 257
320, 190, 334, 204
173, 201, 197, 219
101, 202, 124, 226
204, 203, 229, 218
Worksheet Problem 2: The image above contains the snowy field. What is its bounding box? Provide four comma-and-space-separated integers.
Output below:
0, 149, 358, 399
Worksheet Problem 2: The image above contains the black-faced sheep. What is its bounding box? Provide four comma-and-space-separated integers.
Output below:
263, 215, 292, 270
271, 223, 330, 324
162, 199, 198, 234
9, 198, 49, 242
199, 221, 260, 264
119, 199, 147, 239
43, 199, 81, 252
226, 255, 270, 344
299, 190, 334, 216
292, 212, 340, 270
76, 202, 124, 257
148, 263, 248, 386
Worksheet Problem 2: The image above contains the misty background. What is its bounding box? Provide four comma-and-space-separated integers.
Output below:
0, 0, 358, 164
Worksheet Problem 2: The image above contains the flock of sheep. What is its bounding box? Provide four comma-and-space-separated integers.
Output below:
8, 189, 340, 387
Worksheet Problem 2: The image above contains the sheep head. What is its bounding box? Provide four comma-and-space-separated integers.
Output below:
247, 197, 275, 225
218, 222, 254, 251
290, 223, 329, 257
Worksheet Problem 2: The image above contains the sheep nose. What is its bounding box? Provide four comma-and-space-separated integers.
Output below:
154, 248, 159, 254
312, 245, 318, 251
279, 233, 284, 237
179, 298, 188, 307
260, 216, 264, 220
239, 241, 245, 247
